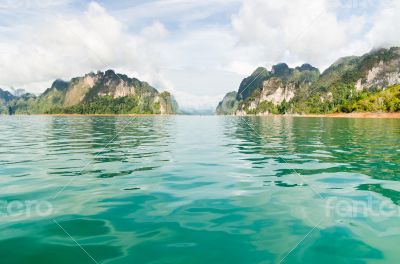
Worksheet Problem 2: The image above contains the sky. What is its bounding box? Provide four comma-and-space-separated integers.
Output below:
1, 0, 400, 111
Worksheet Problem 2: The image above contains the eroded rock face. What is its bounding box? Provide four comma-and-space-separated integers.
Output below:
113, 83, 136, 98
233, 74, 304, 115
356, 58, 400, 91
65, 74, 100, 106
260, 78, 295, 105
156, 92, 179, 114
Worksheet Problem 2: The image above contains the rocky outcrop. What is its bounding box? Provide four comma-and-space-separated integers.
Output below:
216, 91, 238, 115
226, 63, 319, 115
2, 70, 178, 115
217, 47, 400, 115
156, 91, 179, 114
259, 78, 296, 104
356, 54, 400, 91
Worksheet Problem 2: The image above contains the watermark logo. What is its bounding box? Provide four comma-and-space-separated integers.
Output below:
0, 199, 53, 218
325, 197, 400, 219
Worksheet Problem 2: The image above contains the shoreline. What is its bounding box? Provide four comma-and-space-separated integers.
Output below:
293, 112, 400, 119
27, 114, 172, 117
5, 112, 400, 118
234, 112, 400, 119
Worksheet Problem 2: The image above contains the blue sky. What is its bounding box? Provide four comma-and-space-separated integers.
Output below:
0, 0, 399, 110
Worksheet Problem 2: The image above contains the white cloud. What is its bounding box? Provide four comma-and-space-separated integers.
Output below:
0, 2, 171, 92
366, 0, 400, 47
173, 90, 223, 112
141, 21, 169, 40
232, 0, 358, 68
114, 0, 241, 28
230, 0, 400, 70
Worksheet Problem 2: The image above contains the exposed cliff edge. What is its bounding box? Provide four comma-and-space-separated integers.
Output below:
216, 47, 400, 115
1, 70, 178, 115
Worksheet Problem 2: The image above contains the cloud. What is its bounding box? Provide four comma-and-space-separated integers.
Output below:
230, 0, 400, 70
231, 0, 359, 68
366, 0, 400, 47
0, 2, 171, 93
113, 0, 241, 28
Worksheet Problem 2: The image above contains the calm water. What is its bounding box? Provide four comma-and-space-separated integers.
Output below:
1, 116, 400, 264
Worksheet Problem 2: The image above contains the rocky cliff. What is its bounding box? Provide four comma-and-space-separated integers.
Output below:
217, 47, 400, 115
2, 70, 178, 115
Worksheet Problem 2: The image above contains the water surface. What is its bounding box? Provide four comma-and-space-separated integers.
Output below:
1, 116, 399, 263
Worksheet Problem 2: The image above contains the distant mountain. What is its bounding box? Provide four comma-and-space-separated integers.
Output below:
217, 47, 400, 115
216, 91, 238, 115
2, 70, 178, 115
180, 107, 215, 115
0, 88, 15, 102
9, 88, 29, 97
0, 88, 16, 114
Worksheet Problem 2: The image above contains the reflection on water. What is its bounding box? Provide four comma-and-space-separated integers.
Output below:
0, 116, 399, 263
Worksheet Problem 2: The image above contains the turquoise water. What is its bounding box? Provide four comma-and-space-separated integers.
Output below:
1, 116, 400, 263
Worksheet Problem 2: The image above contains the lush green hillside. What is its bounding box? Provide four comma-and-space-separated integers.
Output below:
217, 47, 400, 115
342, 85, 400, 113
1, 70, 178, 115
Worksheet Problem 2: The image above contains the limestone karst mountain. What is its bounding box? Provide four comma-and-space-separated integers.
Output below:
1, 70, 178, 115
217, 47, 400, 115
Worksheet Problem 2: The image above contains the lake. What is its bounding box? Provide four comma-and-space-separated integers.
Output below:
1, 116, 399, 263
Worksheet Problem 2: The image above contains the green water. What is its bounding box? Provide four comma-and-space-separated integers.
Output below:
1, 116, 400, 263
